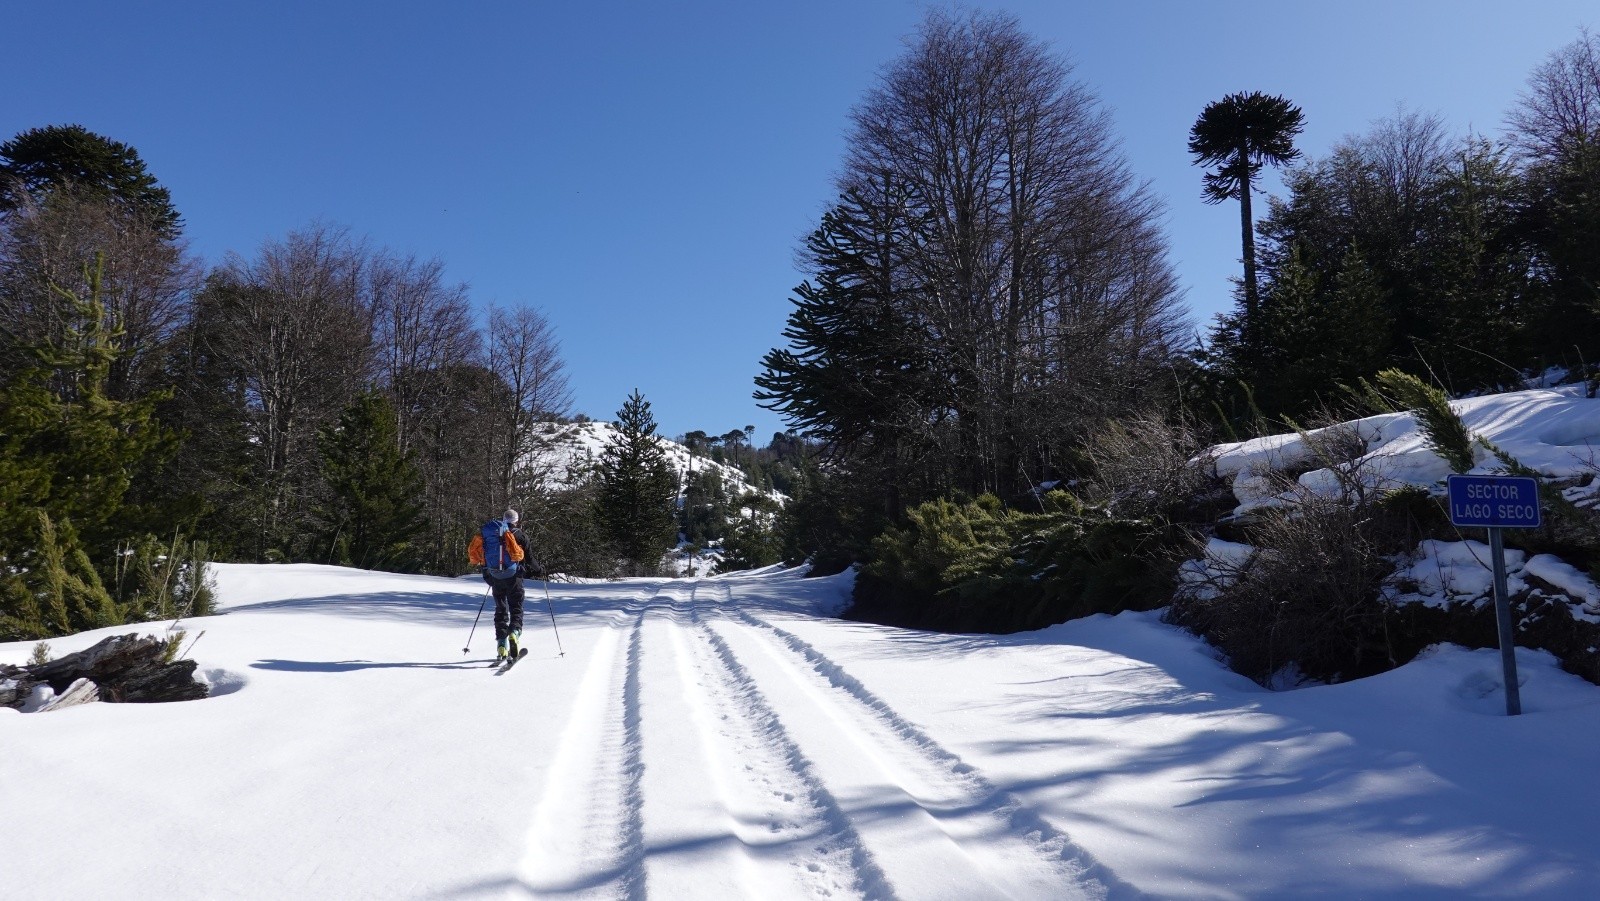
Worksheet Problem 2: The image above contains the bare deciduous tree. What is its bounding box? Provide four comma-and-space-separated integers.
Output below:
201, 223, 374, 558
1508, 28, 1600, 162
0, 190, 199, 399
369, 253, 479, 455
367, 253, 486, 572
830, 9, 1186, 498
485, 303, 573, 509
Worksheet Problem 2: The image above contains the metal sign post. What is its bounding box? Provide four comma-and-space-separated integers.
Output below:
1446, 474, 1542, 716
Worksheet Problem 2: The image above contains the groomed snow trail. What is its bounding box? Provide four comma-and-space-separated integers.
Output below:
517, 593, 651, 899
512, 576, 1109, 900
703, 585, 1112, 900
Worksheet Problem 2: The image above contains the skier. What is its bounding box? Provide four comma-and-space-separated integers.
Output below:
468, 509, 542, 663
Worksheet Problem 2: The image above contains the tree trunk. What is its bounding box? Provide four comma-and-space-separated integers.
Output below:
39, 677, 100, 711
1238, 146, 1258, 328
18, 633, 207, 706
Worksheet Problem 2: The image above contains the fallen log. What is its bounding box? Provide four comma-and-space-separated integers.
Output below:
38, 677, 100, 711
19, 634, 207, 706
1, 664, 38, 709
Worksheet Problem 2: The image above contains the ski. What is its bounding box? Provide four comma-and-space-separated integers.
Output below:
495, 648, 529, 674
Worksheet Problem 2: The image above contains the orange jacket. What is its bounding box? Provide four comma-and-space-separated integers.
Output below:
467, 528, 525, 567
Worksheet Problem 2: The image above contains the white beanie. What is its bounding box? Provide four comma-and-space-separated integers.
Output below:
504, 509, 519, 524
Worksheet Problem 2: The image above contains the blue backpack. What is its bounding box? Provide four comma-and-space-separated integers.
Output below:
481, 519, 518, 572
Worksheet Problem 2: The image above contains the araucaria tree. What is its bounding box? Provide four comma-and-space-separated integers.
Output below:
1188, 91, 1306, 327
0, 124, 183, 238
759, 9, 1186, 504
597, 391, 678, 575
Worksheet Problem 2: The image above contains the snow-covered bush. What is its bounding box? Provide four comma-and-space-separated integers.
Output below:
1183, 380, 1600, 687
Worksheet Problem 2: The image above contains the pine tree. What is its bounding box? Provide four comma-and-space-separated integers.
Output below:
0, 258, 173, 637
715, 492, 782, 573
317, 391, 428, 571
0, 256, 172, 549
0, 511, 119, 640
596, 391, 678, 575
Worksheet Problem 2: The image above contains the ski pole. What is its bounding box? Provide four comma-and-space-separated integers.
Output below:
542, 578, 565, 657
463, 585, 490, 654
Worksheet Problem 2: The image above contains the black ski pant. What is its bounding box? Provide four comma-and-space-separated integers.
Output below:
484, 571, 525, 640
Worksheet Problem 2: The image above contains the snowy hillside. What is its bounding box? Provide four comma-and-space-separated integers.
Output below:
1210, 384, 1600, 516
529, 421, 783, 503
5, 563, 1599, 899
1193, 384, 1600, 622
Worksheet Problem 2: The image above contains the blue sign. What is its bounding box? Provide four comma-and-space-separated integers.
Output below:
1447, 475, 1542, 529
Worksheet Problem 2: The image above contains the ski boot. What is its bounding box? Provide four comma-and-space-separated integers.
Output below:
508, 630, 521, 659
496, 638, 509, 662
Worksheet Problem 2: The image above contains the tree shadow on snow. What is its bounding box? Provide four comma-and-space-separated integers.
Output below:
231, 589, 494, 628
250, 658, 495, 673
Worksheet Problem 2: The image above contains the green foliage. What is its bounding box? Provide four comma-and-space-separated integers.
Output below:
0, 124, 182, 238
1215, 112, 1562, 431
597, 391, 679, 574
317, 392, 428, 571
715, 514, 783, 574
110, 533, 216, 623
1188, 91, 1307, 205
0, 510, 119, 641
680, 468, 732, 545
1363, 369, 1475, 473
522, 478, 617, 579
0, 258, 207, 640
772, 455, 900, 575
854, 492, 1179, 634
29, 641, 52, 666
1477, 439, 1600, 574
0, 257, 174, 550
1189, 91, 1306, 321
755, 196, 936, 458
161, 631, 185, 664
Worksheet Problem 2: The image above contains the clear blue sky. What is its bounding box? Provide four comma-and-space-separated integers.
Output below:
4, 1, 1595, 441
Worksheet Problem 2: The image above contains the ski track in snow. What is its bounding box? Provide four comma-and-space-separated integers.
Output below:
510, 577, 1118, 900
706, 585, 1119, 900
516, 593, 651, 899
661, 583, 894, 900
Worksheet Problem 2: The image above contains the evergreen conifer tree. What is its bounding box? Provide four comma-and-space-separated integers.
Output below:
0, 124, 182, 238
1189, 92, 1307, 329
0, 258, 172, 637
317, 391, 428, 571
597, 391, 678, 574
0, 256, 171, 549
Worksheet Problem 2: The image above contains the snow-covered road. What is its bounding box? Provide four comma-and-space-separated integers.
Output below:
5, 563, 1599, 899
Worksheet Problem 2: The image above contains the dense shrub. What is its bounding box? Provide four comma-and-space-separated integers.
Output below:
1169, 494, 1408, 684
849, 492, 1183, 633
110, 533, 216, 624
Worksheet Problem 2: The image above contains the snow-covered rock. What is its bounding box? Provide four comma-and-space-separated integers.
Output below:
1211, 386, 1600, 515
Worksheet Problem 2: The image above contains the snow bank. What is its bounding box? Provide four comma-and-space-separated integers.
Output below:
1385, 539, 1600, 624
1175, 537, 1254, 601
1210, 385, 1600, 515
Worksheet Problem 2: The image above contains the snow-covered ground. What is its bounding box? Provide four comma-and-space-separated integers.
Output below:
5, 563, 1598, 899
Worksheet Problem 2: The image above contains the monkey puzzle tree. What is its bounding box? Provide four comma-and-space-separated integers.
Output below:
1189, 91, 1306, 329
